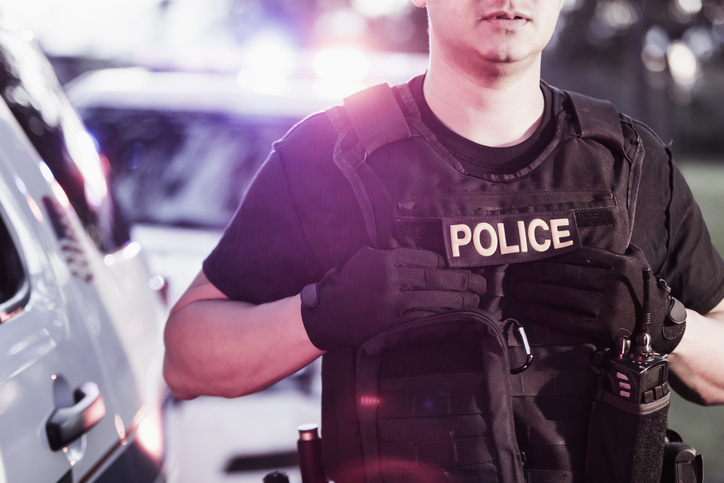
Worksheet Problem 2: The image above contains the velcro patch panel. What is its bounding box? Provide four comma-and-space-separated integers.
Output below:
443, 211, 581, 267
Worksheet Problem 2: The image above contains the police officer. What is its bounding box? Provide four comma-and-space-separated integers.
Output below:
164, 0, 724, 481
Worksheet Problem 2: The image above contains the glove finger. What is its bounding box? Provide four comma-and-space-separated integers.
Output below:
460, 291, 481, 309
427, 269, 487, 294
564, 246, 649, 275
423, 269, 470, 291
466, 272, 488, 295
399, 290, 480, 313
393, 247, 446, 269
525, 304, 635, 341
396, 267, 487, 295
514, 246, 648, 277
513, 280, 600, 316
524, 304, 599, 337
511, 260, 607, 290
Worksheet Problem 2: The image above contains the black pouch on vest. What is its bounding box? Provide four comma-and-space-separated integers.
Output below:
585, 385, 669, 483
355, 309, 525, 483
661, 429, 704, 483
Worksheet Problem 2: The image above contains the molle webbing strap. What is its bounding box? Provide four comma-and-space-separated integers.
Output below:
622, 112, 645, 248
356, 311, 525, 483
509, 341, 598, 483
510, 370, 595, 397
379, 437, 495, 468
343, 83, 412, 156
567, 91, 625, 155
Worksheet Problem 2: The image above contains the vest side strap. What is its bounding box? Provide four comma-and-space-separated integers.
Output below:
328, 106, 379, 245
344, 83, 411, 156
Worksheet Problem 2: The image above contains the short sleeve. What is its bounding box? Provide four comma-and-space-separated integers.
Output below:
631, 122, 724, 314
203, 112, 368, 304
202, 148, 319, 303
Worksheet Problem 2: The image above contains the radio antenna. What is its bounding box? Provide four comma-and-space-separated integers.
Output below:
633, 267, 654, 358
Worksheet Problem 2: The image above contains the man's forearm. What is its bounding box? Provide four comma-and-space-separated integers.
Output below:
668, 299, 724, 405
163, 292, 324, 400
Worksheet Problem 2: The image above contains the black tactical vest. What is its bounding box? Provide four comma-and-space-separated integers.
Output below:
319, 81, 645, 483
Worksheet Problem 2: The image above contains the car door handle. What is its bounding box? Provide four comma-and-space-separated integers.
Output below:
46, 382, 106, 451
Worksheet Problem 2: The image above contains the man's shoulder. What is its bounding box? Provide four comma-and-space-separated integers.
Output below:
628, 118, 669, 150
274, 108, 340, 153
268, 108, 349, 189
620, 117, 671, 167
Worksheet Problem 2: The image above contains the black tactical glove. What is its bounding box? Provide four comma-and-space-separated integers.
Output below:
510, 245, 686, 354
300, 246, 487, 350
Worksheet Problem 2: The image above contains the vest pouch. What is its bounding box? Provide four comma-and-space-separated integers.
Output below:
661, 429, 704, 483
356, 309, 525, 483
585, 389, 669, 483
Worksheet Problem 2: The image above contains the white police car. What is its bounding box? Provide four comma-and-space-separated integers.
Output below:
64, 50, 427, 307
0, 24, 167, 483
65, 67, 343, 307
64, 66, 333, 483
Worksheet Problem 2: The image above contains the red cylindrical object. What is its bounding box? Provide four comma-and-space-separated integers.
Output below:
297, 423, 327, 483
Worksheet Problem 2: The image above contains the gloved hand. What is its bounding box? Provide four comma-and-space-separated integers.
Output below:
300, 246, 487, 350
510, 245, 686, 354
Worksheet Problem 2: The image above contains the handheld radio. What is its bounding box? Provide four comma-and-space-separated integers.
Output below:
603, 267, 670, 404
586, 267, 673, 483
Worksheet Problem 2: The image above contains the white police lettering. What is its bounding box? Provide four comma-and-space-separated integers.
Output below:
551, 218, 574, 249
450, 217, 574, 258
517, 220, 529, 253
528, 219, 551, 252
498, 223, 519, 255
444, 212, 580, 267
473, 223, 496, 256
450, 225, 472, 257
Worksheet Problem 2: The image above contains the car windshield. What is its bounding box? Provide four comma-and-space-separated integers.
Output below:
84, 108, 297, 229
0, 26, 131, 253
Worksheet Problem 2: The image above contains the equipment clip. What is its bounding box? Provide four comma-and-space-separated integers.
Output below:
507, 318, 534, 374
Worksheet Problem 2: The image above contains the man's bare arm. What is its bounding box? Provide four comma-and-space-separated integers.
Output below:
669, 297, 724, 405
163, 270, 324, 400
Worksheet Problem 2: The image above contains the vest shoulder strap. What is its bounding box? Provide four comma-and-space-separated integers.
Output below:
342, 83, 411, 156
327, 83, 412, 246
566, 90, 625, 154
565, 89, 646, 247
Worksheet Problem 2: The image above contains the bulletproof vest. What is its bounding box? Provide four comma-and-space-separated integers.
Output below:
320, 81, 645, 483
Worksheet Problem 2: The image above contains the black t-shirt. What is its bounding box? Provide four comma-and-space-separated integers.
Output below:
204, 76, 724, 315
405, 75, 556, 175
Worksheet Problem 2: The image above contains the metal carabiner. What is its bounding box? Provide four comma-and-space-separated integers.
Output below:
506, 318, 534, 374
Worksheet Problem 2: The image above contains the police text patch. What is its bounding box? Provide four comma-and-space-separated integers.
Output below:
442, 211, 582, 267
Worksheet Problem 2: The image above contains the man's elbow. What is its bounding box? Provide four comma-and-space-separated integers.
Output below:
162, 353, 263, 400
163, 355, 199, 400
162, 315, 258, 400
163, 310, 203, 400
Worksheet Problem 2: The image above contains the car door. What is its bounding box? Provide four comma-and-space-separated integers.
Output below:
0, 100, 123, 483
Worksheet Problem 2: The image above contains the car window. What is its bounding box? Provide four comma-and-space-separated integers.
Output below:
0, 27, 130, 253
0, 208, 29, 323
83, 109, 297, 229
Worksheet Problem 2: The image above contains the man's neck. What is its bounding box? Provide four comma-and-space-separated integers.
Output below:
423, 54, 545, 147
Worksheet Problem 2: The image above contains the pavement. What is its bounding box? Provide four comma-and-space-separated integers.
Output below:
164, 363, 322, 483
